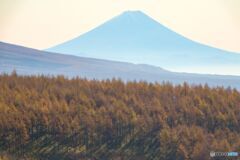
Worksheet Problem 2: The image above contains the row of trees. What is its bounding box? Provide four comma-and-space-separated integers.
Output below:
0, 73, 240, 159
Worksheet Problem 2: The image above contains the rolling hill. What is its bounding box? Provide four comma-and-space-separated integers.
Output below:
1, 41, 240, 89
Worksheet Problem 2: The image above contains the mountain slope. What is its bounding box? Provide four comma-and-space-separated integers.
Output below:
1, 41, 240, 89
47, 11, 240, 75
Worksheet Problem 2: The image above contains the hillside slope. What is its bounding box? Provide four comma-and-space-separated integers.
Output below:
1, 41, 240, 89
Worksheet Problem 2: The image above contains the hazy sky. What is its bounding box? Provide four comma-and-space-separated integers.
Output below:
0, 0, 240, 52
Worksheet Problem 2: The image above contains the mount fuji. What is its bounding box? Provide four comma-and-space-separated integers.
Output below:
47, 11, 240, 75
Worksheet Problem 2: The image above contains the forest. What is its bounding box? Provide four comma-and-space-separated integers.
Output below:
0, 72, 240, 160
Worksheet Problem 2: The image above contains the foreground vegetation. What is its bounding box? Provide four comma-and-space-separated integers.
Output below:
0, 73, 240, 160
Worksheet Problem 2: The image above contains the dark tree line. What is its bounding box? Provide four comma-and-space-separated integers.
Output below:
0, 72, 240, 160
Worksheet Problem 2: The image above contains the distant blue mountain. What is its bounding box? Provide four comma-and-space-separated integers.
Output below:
47, 11, 240, 75
2, 42, 240, 89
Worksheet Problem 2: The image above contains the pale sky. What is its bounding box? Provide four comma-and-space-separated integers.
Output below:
0, 0, 240, 52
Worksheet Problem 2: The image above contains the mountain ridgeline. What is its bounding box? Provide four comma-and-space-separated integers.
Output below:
1, 42, 240, 89
1, 74, 240, 160
47, 11, 240, 75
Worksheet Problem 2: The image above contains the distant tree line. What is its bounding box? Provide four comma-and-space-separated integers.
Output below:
0, 72, 240, 160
